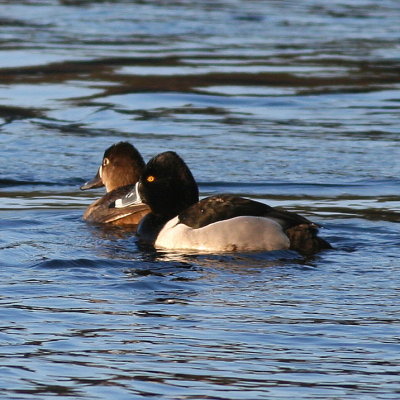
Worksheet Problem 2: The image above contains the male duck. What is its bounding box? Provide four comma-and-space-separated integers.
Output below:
80, 142, 150, 225
115, 151, 332, 254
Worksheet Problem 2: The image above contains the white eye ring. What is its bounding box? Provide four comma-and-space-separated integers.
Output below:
103, 158, 110, 166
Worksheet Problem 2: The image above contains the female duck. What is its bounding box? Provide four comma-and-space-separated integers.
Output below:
80, 142, 149, 225
115, 151, 331, 254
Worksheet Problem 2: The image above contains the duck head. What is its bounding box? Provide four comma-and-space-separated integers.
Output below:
80, 142, 145, 192
116, 151, 199, 220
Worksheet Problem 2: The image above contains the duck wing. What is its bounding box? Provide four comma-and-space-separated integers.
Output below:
178, 194, 331, 254
178, 194, 312, 229
83, 185, 150, 225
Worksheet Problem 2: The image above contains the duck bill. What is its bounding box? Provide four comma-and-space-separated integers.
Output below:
80, 169, 104, 190
115, 182, 143, 208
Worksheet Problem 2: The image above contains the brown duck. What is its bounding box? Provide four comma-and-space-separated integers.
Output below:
80, 142, 149, 226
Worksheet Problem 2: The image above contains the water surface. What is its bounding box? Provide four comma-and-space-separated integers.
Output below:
1, 1, 399, 399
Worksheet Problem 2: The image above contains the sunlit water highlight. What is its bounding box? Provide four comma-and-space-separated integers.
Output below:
0, 1, 399, 399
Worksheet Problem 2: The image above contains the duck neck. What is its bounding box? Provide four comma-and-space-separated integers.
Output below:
136, 213, 170, 245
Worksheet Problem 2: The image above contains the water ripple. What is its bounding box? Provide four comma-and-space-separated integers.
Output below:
1, 1, 399, 399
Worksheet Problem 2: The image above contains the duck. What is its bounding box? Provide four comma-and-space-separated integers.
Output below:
114, 151, 332, 254
80, 141, 150, 226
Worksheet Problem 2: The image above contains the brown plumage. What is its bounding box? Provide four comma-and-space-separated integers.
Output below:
81, 142, 150, 226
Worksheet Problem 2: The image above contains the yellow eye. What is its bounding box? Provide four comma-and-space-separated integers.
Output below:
146, 175, 155, 182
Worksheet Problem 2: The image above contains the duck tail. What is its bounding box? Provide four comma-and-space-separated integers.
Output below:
286, 224, 332, 255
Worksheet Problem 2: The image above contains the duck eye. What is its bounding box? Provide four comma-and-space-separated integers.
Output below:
146, 175, 155, 182
103, 158, 110, 166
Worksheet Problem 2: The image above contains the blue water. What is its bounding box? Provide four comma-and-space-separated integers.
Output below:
1, 1, 399, 399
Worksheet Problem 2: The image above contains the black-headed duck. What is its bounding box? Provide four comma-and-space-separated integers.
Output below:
114, 151, 331, 254
81, 142, 150, 226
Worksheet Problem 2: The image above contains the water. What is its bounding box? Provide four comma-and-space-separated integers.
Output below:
1, 1, 399, 399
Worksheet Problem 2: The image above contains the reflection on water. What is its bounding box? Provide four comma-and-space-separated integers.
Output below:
1, 0, 400, 399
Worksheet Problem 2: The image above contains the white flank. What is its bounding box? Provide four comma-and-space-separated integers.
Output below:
155, 216, 290, 252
